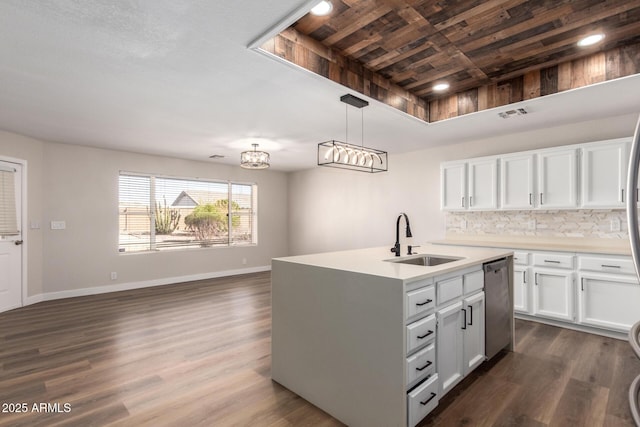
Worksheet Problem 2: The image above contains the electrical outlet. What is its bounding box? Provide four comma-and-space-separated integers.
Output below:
50, 220, 66, 230
242, 258, 247, 265
528, 220, 536, 230
110, 272, 117, 280
611, 218, 621, 232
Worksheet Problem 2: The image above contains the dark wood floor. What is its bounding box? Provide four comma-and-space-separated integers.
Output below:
1, 271, 638, 426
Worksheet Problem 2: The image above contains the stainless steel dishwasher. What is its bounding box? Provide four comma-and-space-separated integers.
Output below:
484, 258, 512, 359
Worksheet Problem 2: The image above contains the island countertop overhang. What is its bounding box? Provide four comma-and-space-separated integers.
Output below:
272, 244, 513, 282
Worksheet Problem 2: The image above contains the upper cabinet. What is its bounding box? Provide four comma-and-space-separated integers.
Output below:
499, 153, 535, 209
441, 161, 466, 211
580, 138, 630, 208
441, 158, 497, 211
441, 138, 631, 212
537, 147, 578, 209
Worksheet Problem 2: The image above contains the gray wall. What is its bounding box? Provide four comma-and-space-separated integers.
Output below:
0, 131, 289, 299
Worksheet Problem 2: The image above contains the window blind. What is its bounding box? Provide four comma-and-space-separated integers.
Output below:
0, 169, 18, 236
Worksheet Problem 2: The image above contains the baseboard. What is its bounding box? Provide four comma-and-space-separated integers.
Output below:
515, 313, 628, 341
24, 265, 271, 305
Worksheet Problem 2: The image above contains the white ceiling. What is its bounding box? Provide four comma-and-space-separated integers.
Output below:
1, 0, 639, 172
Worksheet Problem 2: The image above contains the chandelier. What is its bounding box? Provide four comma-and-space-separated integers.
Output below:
240, 143, 270, 169
317, 94, 388, 173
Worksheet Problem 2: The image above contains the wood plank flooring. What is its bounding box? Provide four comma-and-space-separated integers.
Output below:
1, 271, 638, 426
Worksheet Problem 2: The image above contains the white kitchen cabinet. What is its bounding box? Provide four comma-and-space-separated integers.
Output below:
577, 253, 640, 333
537, 147, 578, 208
436, 301, 464, 396
441, 158, 497, 211
578, 273, 640, 332
532, 267, 574, 322
441, 162, 466, 211
467, 158, 498, 210
462, 291, 485, 375
500, 152, 535, 209
513, 265, 530, 314
581, 138, 629, 208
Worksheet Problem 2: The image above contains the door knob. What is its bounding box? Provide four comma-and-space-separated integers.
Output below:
14, 240, 23, 245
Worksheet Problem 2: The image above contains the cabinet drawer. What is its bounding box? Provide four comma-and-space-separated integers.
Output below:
406, 286, 435, 320
407, 314, 436, 354
578, 256, 635, 275
464, 270, 484, 295
406, 343, 436, 388
436, 275, 463, 306
408, 374, 439, 427
532, 252, 574, 269
513, 251, 529, 265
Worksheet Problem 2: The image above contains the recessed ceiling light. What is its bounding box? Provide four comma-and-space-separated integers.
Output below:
577, 33, 605, 47
433, 82, 450, 92
310, 1, 332, 16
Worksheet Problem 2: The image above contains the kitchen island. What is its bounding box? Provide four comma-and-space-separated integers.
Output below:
271, 244, 513, 427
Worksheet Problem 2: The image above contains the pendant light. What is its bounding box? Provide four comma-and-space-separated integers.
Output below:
240, 143, 270, 169
317, 94, 388, 173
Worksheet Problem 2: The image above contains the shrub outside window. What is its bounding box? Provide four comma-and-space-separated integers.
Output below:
118, 173, 257, 253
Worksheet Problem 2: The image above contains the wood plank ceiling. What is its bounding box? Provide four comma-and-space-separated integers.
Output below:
264, 0, 640, 122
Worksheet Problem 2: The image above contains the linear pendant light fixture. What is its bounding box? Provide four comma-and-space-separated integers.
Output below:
317, 94, 388, 173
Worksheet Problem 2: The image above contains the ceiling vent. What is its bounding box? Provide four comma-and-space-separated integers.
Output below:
498, 107, 528, 119
209, 154, 225, 159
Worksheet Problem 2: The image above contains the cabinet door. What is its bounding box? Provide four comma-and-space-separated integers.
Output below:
441, 162, 467, 211
578, 273, 640, 332
463, 292, 485, 375
436, 301, 464, 396
468, 158, 498, 210
537, 148, 578, 208
581, 139, 629, 208
513, 266, 530, 314
532, 268, 574, 321
500, 153, 535, 209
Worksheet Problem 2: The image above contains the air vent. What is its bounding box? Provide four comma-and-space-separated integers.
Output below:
209, 154, 225, 159
498, 107, 528, 119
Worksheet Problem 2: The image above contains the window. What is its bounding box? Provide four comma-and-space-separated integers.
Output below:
119, 173, 257, 253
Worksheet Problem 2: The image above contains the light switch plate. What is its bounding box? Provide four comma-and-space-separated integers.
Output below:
50, 221, 66, 230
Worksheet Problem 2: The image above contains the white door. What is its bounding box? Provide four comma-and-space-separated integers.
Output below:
468, 158, 498, 210
436, 301, 464, 396
537, 148, 578, 208
532, 268, 574, 321
0, 161, 23, 313
441, 162, 467, 211
463, 291, 485, 375
500, 153, 535, 209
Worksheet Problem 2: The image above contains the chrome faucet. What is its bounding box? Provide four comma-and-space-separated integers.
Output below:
390, 213, 412, 257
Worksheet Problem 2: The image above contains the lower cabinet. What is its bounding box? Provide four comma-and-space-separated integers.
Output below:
513, 265, 529, 313
532, 267, 574, 321
436, 301, 464, 396
463, 291, 485, 375
578, 272, 640, 332
436, 289, 486, 396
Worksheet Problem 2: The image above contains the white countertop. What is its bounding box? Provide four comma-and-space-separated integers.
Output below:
433, 235, 632, 255
273, 244, 512, 281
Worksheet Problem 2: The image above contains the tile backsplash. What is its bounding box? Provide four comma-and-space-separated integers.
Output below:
446, 210, 628, 239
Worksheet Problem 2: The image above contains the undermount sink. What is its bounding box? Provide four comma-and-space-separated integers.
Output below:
387, 254, 463, 266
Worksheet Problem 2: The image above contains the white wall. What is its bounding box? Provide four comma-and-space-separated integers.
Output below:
287, 113, 639, 255
0, 131, 289, 300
